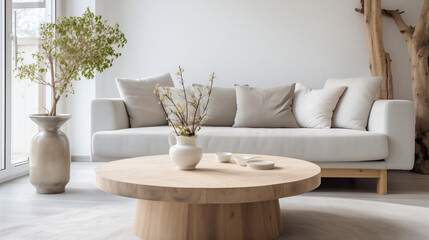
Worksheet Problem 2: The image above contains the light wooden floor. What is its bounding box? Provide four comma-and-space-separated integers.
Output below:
1, 162, 429, 230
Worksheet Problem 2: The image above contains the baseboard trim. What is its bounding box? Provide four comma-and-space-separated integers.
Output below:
71, 156, 90, 162
321, 168, 387, 195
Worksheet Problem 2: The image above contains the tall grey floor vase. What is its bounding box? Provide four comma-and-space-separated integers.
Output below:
29, 114, 72, 194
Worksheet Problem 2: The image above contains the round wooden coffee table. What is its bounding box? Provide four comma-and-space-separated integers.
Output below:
95, 154, 320, 240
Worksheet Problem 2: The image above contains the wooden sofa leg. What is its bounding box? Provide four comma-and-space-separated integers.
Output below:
322, 169, 388, 194
376, 170, 387, 195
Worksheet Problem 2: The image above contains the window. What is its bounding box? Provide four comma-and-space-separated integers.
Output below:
0, 0, 5, 173
0, 0, 54, 182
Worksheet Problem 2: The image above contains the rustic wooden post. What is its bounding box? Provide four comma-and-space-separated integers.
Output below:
356, 0, 394, 99
357, 0, 429, 173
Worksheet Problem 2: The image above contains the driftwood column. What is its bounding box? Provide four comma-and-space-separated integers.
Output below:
357, 0, 429, 173
356, 0, 394, 99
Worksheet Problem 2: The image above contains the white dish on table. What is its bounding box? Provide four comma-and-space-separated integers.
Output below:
247, 160, 275, 170
232, 156, 257, 166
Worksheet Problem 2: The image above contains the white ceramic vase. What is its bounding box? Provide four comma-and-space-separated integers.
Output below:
168, 132, 203, 170
29, 114, 71, 194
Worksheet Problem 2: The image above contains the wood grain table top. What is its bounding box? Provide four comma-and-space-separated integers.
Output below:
95, 154, 321, 204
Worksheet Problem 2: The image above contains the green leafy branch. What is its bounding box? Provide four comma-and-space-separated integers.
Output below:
14, 8, 127, 116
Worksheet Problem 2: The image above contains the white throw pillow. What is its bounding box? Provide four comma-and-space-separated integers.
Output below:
116, 73, 174, 128
293, 83, 347, 129
324, 77, 382, 130
193, 84, 236, 126
234, 84, 299, 128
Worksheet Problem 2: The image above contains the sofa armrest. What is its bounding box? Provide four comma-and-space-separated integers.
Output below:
91, 98, 129, 136
367, 100, 415, 169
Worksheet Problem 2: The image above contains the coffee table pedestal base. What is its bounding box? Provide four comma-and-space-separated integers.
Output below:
133, 199, 284, 240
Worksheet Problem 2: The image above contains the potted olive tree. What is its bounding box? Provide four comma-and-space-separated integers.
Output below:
15, 8, 127, 194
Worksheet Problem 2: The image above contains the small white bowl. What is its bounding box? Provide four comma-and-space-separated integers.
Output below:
247, 160, 275, 170
215, 152, 233, 163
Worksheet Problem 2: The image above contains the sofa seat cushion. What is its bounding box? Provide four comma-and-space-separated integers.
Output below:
92, 126, 388, 162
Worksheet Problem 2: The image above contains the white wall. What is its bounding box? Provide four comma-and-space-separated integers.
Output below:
95, 0, 420, 100
68, 0, 423, 157
62, 0, 96, 158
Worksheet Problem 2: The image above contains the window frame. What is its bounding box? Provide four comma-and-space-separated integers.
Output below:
0, 0, 54, 183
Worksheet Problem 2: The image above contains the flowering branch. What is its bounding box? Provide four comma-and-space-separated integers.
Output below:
154, 66, 215, 136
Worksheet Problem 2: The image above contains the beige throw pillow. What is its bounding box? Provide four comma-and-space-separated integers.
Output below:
324, 77, 382, 130
233, 84, 298, 128
193, 84, 237, 126
293, 83, 347, 129
116, 73, 174, 128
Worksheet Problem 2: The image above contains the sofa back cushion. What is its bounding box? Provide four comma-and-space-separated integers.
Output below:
193, 84, 237, 126
293, 83, 347, 129
324, 77, 382, 130
116, 73, 174, 128
234, 84, 298, 128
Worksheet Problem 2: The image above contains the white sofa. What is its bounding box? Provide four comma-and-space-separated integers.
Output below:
91, 98, 415, 194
